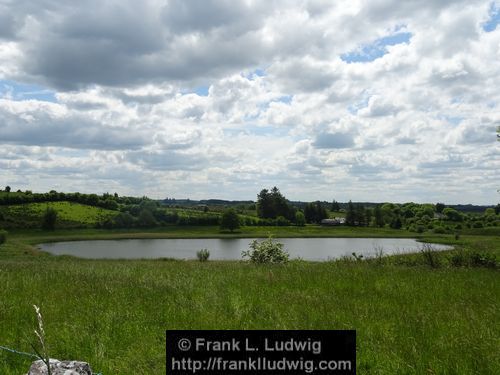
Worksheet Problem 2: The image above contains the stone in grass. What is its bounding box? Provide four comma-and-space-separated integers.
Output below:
27, 359, 93, 375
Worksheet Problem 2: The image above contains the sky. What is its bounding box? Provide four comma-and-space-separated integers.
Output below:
0, 0, 499, 204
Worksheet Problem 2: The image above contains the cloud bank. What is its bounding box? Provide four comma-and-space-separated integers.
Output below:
0, 0, 499, 204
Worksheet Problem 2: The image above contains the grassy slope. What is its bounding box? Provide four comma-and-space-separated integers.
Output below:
0, 202, 117, 229
0, 228, 498, 374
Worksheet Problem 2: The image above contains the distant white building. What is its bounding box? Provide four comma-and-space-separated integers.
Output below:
321, 217, 346, 226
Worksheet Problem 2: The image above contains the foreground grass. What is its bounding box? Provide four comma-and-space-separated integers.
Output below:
0, 229, 498, 374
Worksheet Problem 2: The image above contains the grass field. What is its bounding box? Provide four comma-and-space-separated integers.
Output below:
0, 227, 498, 374
0, 202, 118, 229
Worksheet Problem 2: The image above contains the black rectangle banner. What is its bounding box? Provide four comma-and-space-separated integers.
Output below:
166, 330, 355, 374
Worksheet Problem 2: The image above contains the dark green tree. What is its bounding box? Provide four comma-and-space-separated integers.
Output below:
374, 205, 385, 227
355, 204, 366, 226
114, 212, 135, 228
256, 187, 294, 220
0, 229, 7, 245
331, 200, 340, 211
390, 216, 403, 229
435, 203, 445, 213
220, 208, 240, 232
4, 186, 10, 193
443, 208, 463, 221
345, 200, 356, 226
41, 207, 57, 231
257, 189, 274, 219
137, 209, 157, 227
304, 201, 327, 223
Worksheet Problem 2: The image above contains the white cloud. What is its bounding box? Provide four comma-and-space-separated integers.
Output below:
0, 0, 498, 204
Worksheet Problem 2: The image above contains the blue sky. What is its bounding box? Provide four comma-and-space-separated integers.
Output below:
341, 31, 412, 63
0, 80, 57, 102
483, 3, 500, 31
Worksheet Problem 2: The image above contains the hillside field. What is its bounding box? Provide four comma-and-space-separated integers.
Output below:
0, 202, 118, 229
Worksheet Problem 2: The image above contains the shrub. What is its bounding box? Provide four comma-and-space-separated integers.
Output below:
420, 244, 441, 268
469, 252, 497, 268
450, 250, 467, 267
41, 207, 57, 231
275, 216, 290, 226
196, 248, 210, 262
242, 236, 289, 264
0, 229, 7, 245
433, 226, 446, 234
295, 211, 306, 226
416, 225, 426, 233
220, 208, 240, 232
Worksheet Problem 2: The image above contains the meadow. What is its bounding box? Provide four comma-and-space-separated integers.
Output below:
0, 226, 498, 374
0, 202, 118, 229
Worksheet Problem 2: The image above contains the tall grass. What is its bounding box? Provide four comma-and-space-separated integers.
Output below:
0, 230, 498, 374
0, 257, 498, 374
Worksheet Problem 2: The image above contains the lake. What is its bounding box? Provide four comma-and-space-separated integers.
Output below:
38, 238, 452, 261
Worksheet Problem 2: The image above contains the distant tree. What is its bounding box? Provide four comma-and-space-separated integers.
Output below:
495, 204, 500, 215
442, 208, 463, 222
365, 208, 373, 226
42, 207, 58, 231
256, 187, 294, 220
220, 209, 240, 232
331, 200, 340, 211
257, 189, 274, 218
0, 229, 7, 245
484, 208, 495, 216
374, 205, 384, 227
4, 186, 11, 193
355, 204, 366, 226
304, 201, 327, 223
86, 194, 99, 206
345, 201, 356, 226
137, 209, 157, 227
390, 216, 402, 229
435, 203, 445, 213
114, 212, 135, 228
295, 211, 306, 226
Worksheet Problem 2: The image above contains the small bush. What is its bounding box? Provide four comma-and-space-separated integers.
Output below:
433, 226, 446, 234
275, 216, 290, 226
420, 244, 441, 268
242, 236, 289, 264
450, 250, 467, 267
469, 252, 497, 268
416, 225, 426, 233
196, 248, 210, 262
41, 207, 57, 231
373, 245, 385, 265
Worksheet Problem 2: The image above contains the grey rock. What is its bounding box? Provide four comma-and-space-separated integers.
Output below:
27, 359, 93, 375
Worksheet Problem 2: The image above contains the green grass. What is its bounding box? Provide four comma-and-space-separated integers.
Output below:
0, 228, 498, 374
0, 202, 118, 229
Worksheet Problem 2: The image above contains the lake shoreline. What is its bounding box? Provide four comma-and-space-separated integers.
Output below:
37, 237, 454, 261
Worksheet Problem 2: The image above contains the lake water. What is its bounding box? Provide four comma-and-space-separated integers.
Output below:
38, 238, 452, 261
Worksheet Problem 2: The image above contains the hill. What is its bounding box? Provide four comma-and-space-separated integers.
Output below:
0, 202, 118, 229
